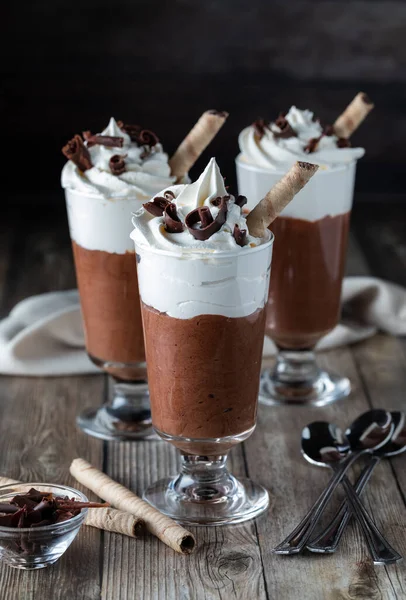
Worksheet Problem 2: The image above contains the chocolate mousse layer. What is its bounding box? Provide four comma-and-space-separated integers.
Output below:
266, 212, 350, 349
141, 303, 266, 455
72, 241, 145, 380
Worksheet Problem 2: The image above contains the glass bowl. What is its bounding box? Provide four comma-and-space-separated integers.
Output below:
0, 483, 88, 570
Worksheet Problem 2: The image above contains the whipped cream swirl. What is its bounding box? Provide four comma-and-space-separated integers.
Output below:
238, 106, 365, 170
62, 117, 176, 198
131, 158, 264, 255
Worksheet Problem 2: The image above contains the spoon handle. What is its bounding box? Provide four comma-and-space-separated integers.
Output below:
333, 467, 402, 564
273, 452, 358, 554
307, 456, 381, 553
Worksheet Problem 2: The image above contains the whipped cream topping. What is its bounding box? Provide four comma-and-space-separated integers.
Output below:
131, 158, 263, 255
131, 159, 273, 319
62, 117, 176, 199
238, 106, 365, 170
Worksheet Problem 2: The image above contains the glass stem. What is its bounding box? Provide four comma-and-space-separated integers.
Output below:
273, 349, 320, 385
172, 454, 239, 502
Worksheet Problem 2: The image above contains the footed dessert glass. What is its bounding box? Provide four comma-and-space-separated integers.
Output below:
134, 234, 274, 525
236, 158, 355, 406
65, 189, 155, 440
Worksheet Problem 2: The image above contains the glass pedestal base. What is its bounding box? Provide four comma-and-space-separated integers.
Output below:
143, 455, 269, 526
259, 350, 351, 407
77, 381, 157, 441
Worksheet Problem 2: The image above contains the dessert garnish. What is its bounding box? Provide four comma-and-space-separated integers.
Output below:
169, 110, 229, 182
235, 195, 248, 208
70, 458, 196, 555
164, 204, 184, 233
117, 122, 160, 148
0, 488, 107, 528
272, 113, 297, 139
143, 197, 171, 216
185, 196, 228, 241
62, 135, 93, 172
233, 224, 247, 247
109, 154, 127, 175
333, 92, 374, 138
252, 118, 271, 140
82, 132, 124, 148
246, 161, 319, 237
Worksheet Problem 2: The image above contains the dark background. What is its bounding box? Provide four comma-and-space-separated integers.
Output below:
4, 0, 406, 206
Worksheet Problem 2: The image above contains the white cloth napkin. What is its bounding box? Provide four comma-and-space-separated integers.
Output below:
0, 277, 405, 376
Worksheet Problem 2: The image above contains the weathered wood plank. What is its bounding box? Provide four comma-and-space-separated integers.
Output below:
102, 441, 268, 600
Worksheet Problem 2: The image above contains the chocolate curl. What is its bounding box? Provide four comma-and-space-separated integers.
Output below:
62, 135, 93, 171
246, 161, 319, 237
252, 118, 271, 140
164, 203, 184, 233
333, 92, 374, 139
143, 197, 171, 216
118, 122, 160, 147
304, 137, 321, 154
83, 132, 124, 148
109, 154, 126, 175
185, 197, 228, 241
0, 476, 145, 539
233, 224, 247, 247
169, 110, 229, 181
273, 113, 297, 139
70, 458, 196, 555
235, 195, 248, 208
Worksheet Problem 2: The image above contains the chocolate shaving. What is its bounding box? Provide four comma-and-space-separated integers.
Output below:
323, 124, 335, 136
361, 93, 373, 105
252, 118, 271, 140
233, 224, 247, 247
82, 133, 124, 148
143, 197, 171, 217
164, 203, 184, 233
304, 137, 321, 154
117, 122, 160, 147
163, 190, 175, 200
185, 196, 228, 241
211, 194, 231, 207
109, 154, 126, 175
273, 113, 297, 139
62, 135, 92, 172
336, 137, 351, 148
0, 488, 107, 529
235, 195, 247, 208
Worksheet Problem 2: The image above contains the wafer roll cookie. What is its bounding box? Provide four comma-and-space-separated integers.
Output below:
334, 92, 374, 138
246, 161, 319, 237
169, 110, 228, 181
70, 458, 196, 554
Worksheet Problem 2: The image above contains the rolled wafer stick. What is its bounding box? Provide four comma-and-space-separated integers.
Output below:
334, 92, 374, 139
70, 458, 196, 555
246, 161, 319, 237
169, 109, 228, 181
0, 476, 144, 538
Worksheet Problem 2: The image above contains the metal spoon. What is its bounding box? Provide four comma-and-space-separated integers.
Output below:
273, 409, 393, 557
302, 413, 402, 564
308, 411, 406, 554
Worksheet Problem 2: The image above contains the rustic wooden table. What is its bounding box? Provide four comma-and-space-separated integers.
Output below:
0, 202, 405, 600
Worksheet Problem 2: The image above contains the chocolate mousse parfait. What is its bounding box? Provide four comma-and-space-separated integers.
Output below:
131, 158, 316, 525
62, 112, 228, 440
236, 93, 374, 406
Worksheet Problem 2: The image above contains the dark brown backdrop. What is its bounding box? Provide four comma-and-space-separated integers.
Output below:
4, 1, 406, 204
